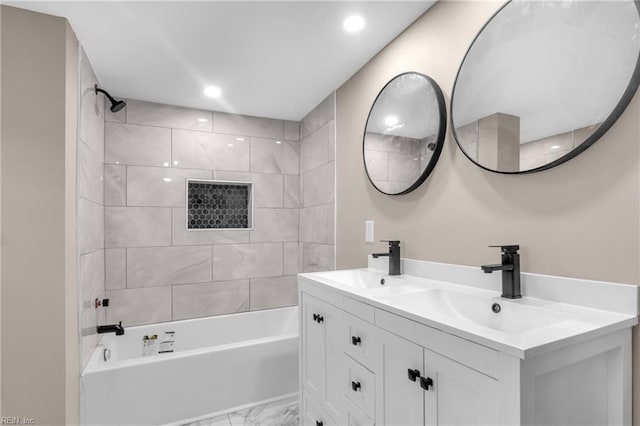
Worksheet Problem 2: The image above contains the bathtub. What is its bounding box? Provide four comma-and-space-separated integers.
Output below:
81, 306, 299, 425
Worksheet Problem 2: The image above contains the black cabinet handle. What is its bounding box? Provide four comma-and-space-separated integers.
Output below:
316, 315, 324, 323
351, 336, 362, 346
313, 313, 318, 322
351, 381, 361, 392
316, 421, 323, 426
420, 376, 434, 391
407, 368, 421, 382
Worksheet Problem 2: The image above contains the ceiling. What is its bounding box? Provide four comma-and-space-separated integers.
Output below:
8, 1, 434, 121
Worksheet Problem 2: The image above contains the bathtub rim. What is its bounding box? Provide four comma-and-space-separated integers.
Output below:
84, 332, 299, 374
83, 306, 299, 374
121, 305, 298, 332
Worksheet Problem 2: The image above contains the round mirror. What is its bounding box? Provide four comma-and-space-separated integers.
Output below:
363, 72, 446, 195
451, 0, 640, 174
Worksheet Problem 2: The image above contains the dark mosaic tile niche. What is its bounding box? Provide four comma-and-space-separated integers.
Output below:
187, 180, 252, 229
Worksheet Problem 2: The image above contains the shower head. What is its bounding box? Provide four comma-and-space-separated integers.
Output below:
110, 100, 126, 113
94, 85, 127, 113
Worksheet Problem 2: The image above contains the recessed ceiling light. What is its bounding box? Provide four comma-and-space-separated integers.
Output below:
343, 15, 365, 32
204, 86, 221, 98
227, 143, 234, 147
275, 140, 282, 144
550, 145, 560, 150
236, 137, 245, 142
384, 115, 399, 127
197, 118, 208, 122
163, 162, 170, 167
163, 178, 172, 183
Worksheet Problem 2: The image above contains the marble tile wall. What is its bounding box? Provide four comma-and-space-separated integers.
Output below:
457, 118, 601, 172
77, 50, 106, 369
520, 123, 600, 170
363, 133, 436, 194
103, 99, 302, 326
454, 121, 479, 161
299, 93, 336, 272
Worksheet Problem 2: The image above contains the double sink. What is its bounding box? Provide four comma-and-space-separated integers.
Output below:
314, 269, 571, 335
301, 267, 640, 357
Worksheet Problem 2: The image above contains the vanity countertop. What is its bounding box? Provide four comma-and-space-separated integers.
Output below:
299, 261, 638, 359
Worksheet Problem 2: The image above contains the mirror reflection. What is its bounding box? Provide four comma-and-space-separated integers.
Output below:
452, 0, 640, 173
364, 72, 446, 195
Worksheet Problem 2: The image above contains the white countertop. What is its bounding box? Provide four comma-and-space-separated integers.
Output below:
299, 260, 638, 359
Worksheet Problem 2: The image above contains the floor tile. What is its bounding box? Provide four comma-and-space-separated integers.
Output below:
182, 414, 230, 426
228, 396, 298, 426
182, 396, 298, 426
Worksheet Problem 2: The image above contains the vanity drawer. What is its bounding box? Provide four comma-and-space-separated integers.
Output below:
375, 308, 499, 378
303, 393, 335, 426
344, 397, 375, 426
344, 355, 375, 420
341, 296, 375, 323
344, 313, 376, 370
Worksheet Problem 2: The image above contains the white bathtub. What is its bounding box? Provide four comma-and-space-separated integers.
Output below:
81, 306, 299, 425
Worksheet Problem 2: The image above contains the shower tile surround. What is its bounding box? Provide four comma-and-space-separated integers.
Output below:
78, 49, 106, 368
103, 94, 336, 326
299, 93, 336, 273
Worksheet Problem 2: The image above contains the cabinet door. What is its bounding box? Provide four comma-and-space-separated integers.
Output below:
302, 294, 326, 403
376, 329, 424, 426
424, 350, 499, 426
323, 297, 343, 420
303, 393, 335, 426
302, 293, 343, 421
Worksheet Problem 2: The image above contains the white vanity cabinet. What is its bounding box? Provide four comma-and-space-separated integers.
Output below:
300, 284, 503, 426
299, 269, 635, 426
377, 327, 499, 426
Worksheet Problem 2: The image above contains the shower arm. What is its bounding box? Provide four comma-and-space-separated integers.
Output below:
94, 84, 117, 103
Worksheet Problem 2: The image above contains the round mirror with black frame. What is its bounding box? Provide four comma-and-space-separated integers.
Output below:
450, 0, 640, 174
363, 72, 446, 195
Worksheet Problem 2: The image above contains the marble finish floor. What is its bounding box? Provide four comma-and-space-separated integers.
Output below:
183, 396, 298, 426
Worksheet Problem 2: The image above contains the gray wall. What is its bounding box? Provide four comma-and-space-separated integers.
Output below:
299, 93, 336, 272
102, 100, 303, 326
77, 49, 106, 369
1, 6, 80, 424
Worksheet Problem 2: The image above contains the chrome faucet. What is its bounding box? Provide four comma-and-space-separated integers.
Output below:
481, 245, 522, 299
372, 240, 401, 276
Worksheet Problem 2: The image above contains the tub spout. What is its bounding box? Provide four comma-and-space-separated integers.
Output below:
97, 321, 125, 336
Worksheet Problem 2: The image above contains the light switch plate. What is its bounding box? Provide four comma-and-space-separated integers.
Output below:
365, 220, 374, 243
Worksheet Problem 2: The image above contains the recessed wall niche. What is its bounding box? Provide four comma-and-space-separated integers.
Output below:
186, 179, 253, 230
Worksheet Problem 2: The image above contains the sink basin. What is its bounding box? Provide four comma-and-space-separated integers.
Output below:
309, 270, 575, 334
377, 288, 574, 334
307, 269, 429, 295
311, 269, 387, 289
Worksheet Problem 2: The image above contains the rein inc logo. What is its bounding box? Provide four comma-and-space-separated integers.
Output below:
1, 418, 35, 425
